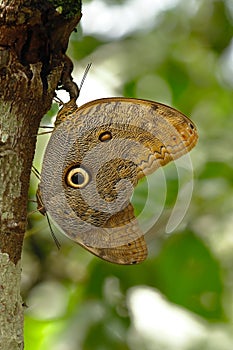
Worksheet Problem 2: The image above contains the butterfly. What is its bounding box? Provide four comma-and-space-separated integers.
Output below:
38, 97, 198, 264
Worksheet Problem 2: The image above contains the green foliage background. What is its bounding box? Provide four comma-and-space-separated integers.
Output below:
24, 0, 233, 349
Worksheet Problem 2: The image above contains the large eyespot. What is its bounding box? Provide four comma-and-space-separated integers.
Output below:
99, 131, 112, 142
65, 166, 90, 188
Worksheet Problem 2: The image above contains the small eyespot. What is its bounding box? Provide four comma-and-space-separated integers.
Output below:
189, 122, 194, 130
65, 166, 90, 188
99, 131, 112, 142
188, 122, 195, 135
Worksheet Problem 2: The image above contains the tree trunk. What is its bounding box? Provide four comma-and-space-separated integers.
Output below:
0, 1, 82, 348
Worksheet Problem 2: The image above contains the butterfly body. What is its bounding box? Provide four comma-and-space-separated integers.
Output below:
39, 98, 198, 264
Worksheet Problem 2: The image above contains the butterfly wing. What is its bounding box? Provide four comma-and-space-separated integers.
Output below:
78, 203, 147, 264
40, 98, 198, 264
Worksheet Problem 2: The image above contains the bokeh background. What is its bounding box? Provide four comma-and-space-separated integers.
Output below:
24, 0, 233, 349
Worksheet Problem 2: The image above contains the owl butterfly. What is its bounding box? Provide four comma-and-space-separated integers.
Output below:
38, 97, 198, 265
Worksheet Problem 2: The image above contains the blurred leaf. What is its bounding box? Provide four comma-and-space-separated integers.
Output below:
69, 35, 105, 60
199, 161, 233, 183
153, 231, 225, 320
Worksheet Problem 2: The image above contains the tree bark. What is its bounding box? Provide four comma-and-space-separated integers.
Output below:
0, 1, 82, 348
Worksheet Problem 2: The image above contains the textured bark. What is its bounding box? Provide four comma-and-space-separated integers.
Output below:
0, 254, 23, 349
0, 1, 82, 348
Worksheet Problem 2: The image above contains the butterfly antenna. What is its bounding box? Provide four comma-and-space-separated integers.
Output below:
79, 63, 92, 94
46, 214, 61, 249
38, 123, 54, 136
54, 95, 64, 105
31, 167, 60, 249
37, 130, 53, 136
39, 126, 54, 129
32, 166, 41, 180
